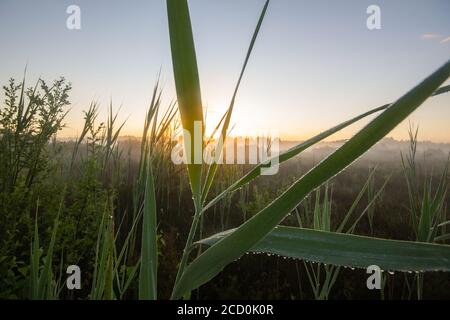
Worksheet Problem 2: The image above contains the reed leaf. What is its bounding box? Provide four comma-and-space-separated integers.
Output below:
139, 154, 158, 300
201, 0, 270, 204
167, 0, 204, 203
198, 226, 450, 272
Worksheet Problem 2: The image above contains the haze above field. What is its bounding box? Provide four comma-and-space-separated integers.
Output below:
91, 136, 450, 167
0, 0, 449, 141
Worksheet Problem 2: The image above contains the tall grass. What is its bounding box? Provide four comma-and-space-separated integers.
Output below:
166, 0, 450, 299
295, 170, 388, 299
1, 0, 450, 301
401, 125, 449, 299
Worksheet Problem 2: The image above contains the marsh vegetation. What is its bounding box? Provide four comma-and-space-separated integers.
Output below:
0, 0, 449, 300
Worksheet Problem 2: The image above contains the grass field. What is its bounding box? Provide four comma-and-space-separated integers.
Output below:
0, 75, 449, 299
1, 0, 449, 300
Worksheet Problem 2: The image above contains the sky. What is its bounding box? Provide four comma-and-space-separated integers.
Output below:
0, 0, 449, 142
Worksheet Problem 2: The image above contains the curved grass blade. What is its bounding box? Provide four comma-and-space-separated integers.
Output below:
198, 226, 450, 272
203, 85, 450, 213
171, 60, 450, 299
201, 0, 270, 204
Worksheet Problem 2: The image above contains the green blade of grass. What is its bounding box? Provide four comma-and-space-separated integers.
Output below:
167, 0, 204, 203
139, 155, 158, 300
103, 218, 115, 300
201, 0, 270, 204
202, 85, 450, 213
171, 60, 450, 299
90, 201, 115, 300
37, 201, 61, 299
30, 207, 40, 299
29, 196, 63, 299
197, 226, 450, 272
121, 259, 141, 299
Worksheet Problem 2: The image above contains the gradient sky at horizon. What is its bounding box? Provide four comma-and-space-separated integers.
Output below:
0, 0, 449, 142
